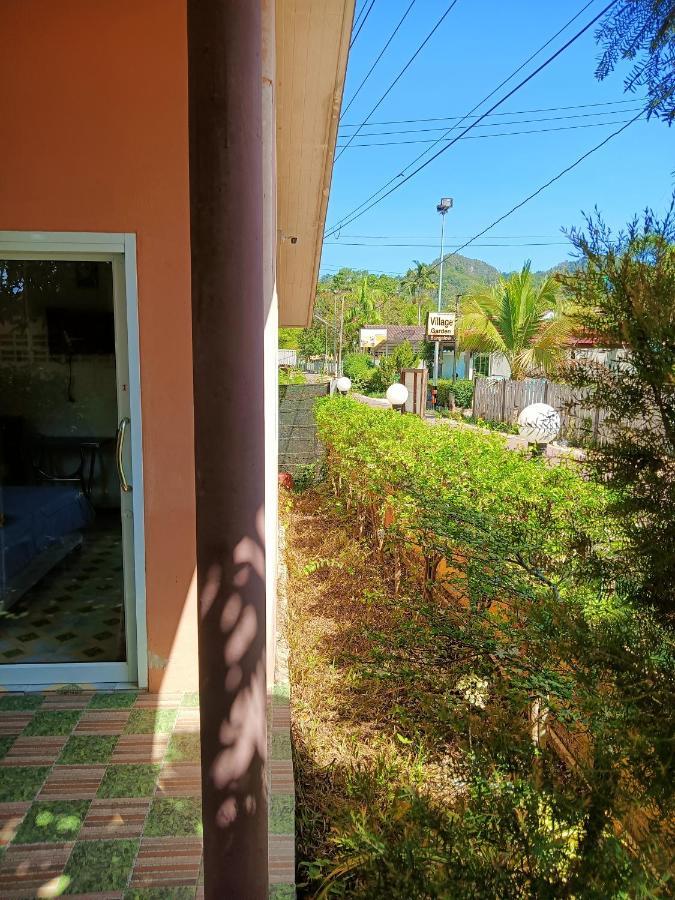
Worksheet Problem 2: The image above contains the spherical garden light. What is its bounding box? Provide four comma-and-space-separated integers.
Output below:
517, 402, 561, 448
386, 382, 409, 412
336, 376, 352, 395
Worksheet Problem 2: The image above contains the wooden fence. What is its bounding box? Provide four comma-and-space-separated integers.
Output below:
473, 377, 612, 445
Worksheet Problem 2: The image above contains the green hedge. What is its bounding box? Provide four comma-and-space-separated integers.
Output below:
311, 396, 672, 895
436, 378, 473, 408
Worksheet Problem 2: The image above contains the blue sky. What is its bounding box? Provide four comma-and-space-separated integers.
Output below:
320, 0, 674, 277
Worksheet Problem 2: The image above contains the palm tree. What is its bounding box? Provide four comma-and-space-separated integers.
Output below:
457, 263, 571, 380
403, 260, 435, 325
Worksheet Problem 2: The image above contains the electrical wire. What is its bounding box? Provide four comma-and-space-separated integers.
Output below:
430, 108, 644, 267
335, 115, 642, 148
326, 0, 609, 236
350, 0, 376, 50
335, 0, 461, 161
340, 104, 645, 138
324, 240, 570, 247
341, 0, 417, 121
339, 96, 642, 128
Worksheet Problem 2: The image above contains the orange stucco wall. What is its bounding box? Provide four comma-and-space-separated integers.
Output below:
1, 0, 197, 692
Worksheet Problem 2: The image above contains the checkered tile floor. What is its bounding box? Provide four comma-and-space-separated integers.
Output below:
0, 520, 125, 664
0, 690, 203, 898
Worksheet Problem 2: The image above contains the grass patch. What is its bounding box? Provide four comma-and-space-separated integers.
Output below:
0, 694, 43, 711
125, 889, 195, 900
89, 691, 138, 709
165, 734, 200, 763
64, 838, 138, 893
97, 764, 160, 798
13, 800, 89, 843
0, 736, 16, 760
125, 709, 177, 735
181, 692, 199, 708
23, 710, 80, 736
144, 797, 202, 837
59, 735, 117, 765
0, 766, 49, 802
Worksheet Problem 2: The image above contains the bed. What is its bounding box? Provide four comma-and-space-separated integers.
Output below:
0, 485, 95, 612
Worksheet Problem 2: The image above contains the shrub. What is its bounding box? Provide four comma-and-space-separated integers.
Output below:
310, 396, 673, 896
436, 378, 473, 409
342, 352, 376, 391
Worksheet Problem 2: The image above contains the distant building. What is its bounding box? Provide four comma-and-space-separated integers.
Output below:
360, 325, 426, 357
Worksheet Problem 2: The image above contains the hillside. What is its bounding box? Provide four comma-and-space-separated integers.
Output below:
428, 253, 501, 307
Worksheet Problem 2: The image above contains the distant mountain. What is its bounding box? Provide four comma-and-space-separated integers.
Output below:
428, 253, 501, 308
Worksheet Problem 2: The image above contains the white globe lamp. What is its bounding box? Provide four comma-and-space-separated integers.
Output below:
336, 376, 351, 395
517, 403, 561, 447
386, 382, 409, 412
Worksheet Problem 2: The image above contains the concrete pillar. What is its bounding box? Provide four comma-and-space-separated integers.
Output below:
187, 1, 268, 896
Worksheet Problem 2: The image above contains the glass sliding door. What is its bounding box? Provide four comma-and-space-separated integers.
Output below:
0, 251, 137, 687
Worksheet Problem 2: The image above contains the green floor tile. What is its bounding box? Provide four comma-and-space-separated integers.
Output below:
97, 764, 160, 798
64, 838, 138, 893
0, 736, 16, 760
181, 692, 200, 708
144, 797, 203, 837
125, 709, 177, 735
165, 733, 201, 763
0, 694, 43, 711
89, 691, 138, 709
269, 886, 296, 900
0, 766, 49, 802
269, 794, 294, 834
125, 888, 195, 900
13, 799, 89, 843
58, 735, 117, 765
23, 710, 81, 736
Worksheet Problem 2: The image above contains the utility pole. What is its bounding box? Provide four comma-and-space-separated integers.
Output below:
433, 197, 453, 384
451, 292, 462, 382
337, 293, 345, 377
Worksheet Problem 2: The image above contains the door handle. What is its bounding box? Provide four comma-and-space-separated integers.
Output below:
115, 417, 132, 493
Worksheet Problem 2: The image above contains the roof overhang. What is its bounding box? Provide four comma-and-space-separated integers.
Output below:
276, 0, 354, 326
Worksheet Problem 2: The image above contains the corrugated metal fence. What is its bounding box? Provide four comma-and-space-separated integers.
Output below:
473, 377, 613, 445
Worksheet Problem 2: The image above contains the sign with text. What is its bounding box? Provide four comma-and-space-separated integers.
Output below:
360, 327, 387, 349
426, 312, 456, 340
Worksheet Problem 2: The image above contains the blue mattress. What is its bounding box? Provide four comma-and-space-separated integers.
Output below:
0, 486, 94, 589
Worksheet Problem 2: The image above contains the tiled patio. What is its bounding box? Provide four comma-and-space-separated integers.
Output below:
0, 690, 203, 898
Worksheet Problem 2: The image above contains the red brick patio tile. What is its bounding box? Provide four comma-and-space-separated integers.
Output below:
74, 711, 131, 735
0, 715, 33, 736
42, 693, 94, 709
270, 760, 294, 793
133, 694, 183, 709
0, 841, 73, 897
80, 798, 151, 840
0, 802, 30, 847
174, 709, 200, 733
0, 737, 66, 767
129, 836, 202, 889
38, 766, 105, 800
110, 735, 168, 764
155, 764, 201, 797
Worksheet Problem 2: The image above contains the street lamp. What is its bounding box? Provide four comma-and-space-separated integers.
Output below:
336, 376, 352, 395
386, 382, 408, 413
433, 197, 453, 385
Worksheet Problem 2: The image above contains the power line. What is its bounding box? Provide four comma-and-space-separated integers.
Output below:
341, 0, 417, 121
335, 0, 461, 161
432, 109, 644, 267
324, 240, 570, 247
327, 0, 622, 235
349, 0, 376, 50
339, 97, 642, 128
341, 104, 645, 138
335, 115, 643, 148
326, 0, 602, 237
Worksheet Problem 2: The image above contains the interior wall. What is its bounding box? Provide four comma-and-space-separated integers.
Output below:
0, 0, 197, 691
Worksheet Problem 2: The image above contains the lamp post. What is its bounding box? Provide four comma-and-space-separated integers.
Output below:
433, 197, 453, 384
451, 292, 463, 382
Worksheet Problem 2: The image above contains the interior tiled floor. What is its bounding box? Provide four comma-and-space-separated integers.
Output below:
0, 517, 125, 664
0, 690, 203, 898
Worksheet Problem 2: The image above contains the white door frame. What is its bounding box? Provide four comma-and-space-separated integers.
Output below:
0, 232, 148, 689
